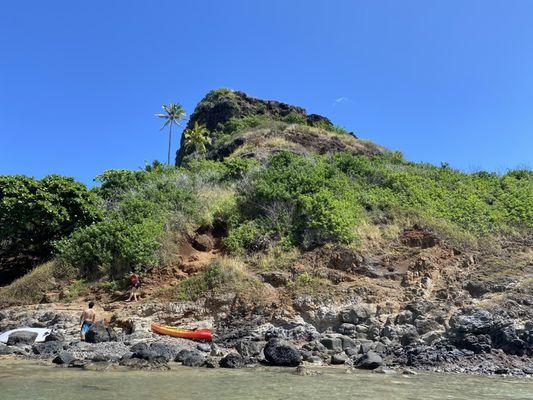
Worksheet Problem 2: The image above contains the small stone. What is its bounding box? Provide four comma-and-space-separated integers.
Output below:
197, 343, 211, 352
402, 368, 417, 375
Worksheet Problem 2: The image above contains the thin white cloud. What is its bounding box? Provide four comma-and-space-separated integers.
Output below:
333, 97, 348, 107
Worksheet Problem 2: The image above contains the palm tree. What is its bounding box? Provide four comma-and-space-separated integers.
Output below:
156, 103, 186, 165
184, 122, 211, 156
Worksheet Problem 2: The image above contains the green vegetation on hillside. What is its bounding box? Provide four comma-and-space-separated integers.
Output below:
1, 92, 532, 307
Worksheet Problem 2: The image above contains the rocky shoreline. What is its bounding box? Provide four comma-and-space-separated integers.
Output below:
1, 300, 531, 377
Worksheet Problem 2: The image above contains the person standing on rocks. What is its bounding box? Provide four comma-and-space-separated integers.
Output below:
80, 301, 96, 340
126, 272, 141, 302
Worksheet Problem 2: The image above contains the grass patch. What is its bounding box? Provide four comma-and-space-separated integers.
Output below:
286, 272, 332, 296
0, 261, 76, 307
161, 257, 261, 301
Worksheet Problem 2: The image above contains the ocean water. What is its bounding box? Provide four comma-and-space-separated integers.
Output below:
0, 360, 532, 400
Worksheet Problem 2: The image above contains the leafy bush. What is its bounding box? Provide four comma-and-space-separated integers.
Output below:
282, 112, 307, 124
0, 175, 102, 283
230, 152, 363, 251
57, 218, 164, 278
218, 115, 272, 134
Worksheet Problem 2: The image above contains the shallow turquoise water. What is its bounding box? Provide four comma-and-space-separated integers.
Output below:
0, 360, 532, 400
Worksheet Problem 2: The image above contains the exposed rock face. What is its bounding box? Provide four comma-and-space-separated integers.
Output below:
185, 89, 330, 133
177, 89, 335, 163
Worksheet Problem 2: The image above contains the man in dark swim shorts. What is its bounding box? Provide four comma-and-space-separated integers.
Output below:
80, 301, 96, 340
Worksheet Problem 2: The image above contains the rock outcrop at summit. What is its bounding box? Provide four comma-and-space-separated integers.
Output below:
176, 89, 372, 164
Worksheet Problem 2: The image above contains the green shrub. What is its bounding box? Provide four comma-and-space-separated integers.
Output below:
57, 217, 164, 278
218, 115, 272, 134
222, 157, 259, 180
234, 152, 363, 249
282, 112, 307, 124
94, 169, 148, 201
224, 220, 262, 254
0, 175, 102, 282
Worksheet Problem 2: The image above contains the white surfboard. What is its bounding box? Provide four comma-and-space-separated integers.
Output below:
0, 327, 52, 343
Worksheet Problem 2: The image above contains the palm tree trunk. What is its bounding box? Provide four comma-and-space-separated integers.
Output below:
167, 124, 172, 165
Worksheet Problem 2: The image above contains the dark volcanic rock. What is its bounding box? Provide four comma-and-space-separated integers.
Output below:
355, 351, 383, 370
52, 351, 76, 365
453, 333, 493, 354
131, 343, 158, 361
44, 331, 64, 342
149, 342, 182, 361
7, 331, 38, 346
32, 341, 65, 356
320, 337, 343, 352
185, 89, 307, 134
449, 309, 494, 334
120, 357, 170, 371
177, 89, 333, 164
219, 353, 244, 368
85, 322, 117, 343
181, 350, 205, 367
491, 325, 526, 356
264, 339, 302, 367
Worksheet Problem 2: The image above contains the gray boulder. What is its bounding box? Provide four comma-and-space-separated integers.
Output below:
181, 350, 205, 367
320, 337, 342, 352
85, 322, 117, 343
264, 339, 302, 367
7, 331, 38, 346
340, 304, 376, 325
52, 351, 76, 365
355, 351, 383, 370
236, 339, 265, 357
219, 353, 244, 368
331, 353, 349, 365
32, 341, 65, 356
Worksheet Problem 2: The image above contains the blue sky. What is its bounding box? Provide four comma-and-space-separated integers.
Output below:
1, 0, 532, 185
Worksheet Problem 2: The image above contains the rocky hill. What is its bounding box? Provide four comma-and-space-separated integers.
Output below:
176, 89, 384, 164
0, 89, 532, 375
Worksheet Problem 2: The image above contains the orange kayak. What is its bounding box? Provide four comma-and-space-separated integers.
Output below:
151, 323, 213, 342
